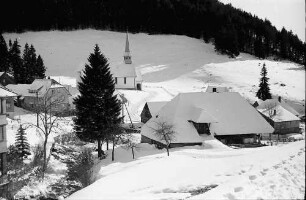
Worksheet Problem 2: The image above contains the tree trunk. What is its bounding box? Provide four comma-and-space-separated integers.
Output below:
132, 147, 134, 159
106, 140, 109, 150
166, 145, 169, 156
97, 139, 102, 158
112, 139, 115, 161
42, 135, 48, 178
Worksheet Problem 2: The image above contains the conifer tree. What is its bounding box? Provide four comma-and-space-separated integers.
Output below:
256, 63, 272, 101
74, 44, 122, 158
15, 125, 31, 159
9, 39, 23, 83
22, 43, 32, 83
35, 55, 46, 79
0, 34, 9, 72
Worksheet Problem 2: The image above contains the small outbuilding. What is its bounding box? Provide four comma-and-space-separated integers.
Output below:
0, 72, 15, 86
255, 97, 301, 135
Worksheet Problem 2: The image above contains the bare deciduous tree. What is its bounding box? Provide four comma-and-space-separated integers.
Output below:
24, 92, 69, 177
149, 120, 175, 156
122, 134, 139, 159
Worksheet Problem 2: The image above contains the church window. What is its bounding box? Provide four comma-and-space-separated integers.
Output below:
124, 77, 126, 84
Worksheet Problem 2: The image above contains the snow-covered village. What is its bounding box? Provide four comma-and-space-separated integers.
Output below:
0, 0, 305, 199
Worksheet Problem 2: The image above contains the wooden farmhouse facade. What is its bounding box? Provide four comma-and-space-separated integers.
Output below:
140, 101, 168, 123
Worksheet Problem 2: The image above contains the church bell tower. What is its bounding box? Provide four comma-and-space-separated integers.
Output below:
124, 32, 132, 64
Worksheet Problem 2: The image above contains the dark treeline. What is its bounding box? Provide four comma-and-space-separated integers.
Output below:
0, 0, 304, 65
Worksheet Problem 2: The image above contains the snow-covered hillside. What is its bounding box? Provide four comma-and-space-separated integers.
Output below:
4, 30, 304, 121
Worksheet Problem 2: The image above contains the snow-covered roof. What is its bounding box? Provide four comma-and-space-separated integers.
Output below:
141, 92, 274, 144
110, 62, 137, 78
0, 85, 17, 97
257, 99, 300, 119
258, 104, 300, 122
206, 86, 229, 93
146, 101, 168, 117
7, 79, 70, 97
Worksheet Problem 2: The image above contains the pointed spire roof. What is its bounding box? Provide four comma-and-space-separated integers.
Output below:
124, 32, 132, 64
125, 32, 130, 53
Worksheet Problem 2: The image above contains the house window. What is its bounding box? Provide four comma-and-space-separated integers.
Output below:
212, 88, 217, 93
124, 77, 126, 84
115, 77, 117, 84
0, 126, 4, 141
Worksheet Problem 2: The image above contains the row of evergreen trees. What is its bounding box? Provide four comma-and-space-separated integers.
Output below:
0, 0, 304, 65
0, 34, 46, 84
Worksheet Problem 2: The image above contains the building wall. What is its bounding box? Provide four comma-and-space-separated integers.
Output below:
140, 103, 152, 124
215, 134, 260, 144
22, 87, 70, 113
273, 120, 300, 134
0, 98, 8, 184
140, 135, 202, 148
115, 77, 135, 89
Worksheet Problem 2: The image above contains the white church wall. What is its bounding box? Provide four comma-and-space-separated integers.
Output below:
115, 77, 135, 89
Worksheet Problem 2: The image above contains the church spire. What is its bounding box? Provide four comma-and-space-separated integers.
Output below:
124, 32, 132, 64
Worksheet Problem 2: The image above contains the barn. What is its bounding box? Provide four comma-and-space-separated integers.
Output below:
141, 92, 274, 147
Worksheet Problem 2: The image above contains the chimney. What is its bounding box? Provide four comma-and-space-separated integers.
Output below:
278, 96, 281, 102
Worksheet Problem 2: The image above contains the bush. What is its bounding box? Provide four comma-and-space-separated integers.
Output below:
31, 144, 44, 167
54, 132, 85, 146
67, 147, 94, 187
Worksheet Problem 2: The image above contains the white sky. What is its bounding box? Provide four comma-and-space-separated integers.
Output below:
218, 0, 305, 42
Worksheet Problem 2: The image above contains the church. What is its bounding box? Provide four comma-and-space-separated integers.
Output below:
77, 33, 142, 90
110, 33, 142, 90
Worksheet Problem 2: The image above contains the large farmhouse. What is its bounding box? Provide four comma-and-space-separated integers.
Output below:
141, 92, 274, 147
255, 97, 300, 135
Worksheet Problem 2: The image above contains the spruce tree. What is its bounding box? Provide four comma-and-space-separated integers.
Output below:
74, 44, 121, 158
22, 43, 32, 83
0, 34, 9, 72
9, 39, 23, 83
15, 125, 31, 159
35, 55, 46, 79
256, 63, 272, 101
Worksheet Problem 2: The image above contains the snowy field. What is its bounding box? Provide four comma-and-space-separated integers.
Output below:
67, 139, 305, 200
3, 30, 305, 199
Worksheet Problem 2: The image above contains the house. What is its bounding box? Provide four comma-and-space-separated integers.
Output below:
140, 101, 168, 123
6, 78, 71, 113
0, 86, 17, 192
255, 97, 301, 135
206, 86, 229, 93
0, 72, 16, 86
141, 92, 274, 147
110, 33, 142, 90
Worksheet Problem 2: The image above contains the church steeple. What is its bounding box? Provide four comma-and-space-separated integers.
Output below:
124, 32, 132, 64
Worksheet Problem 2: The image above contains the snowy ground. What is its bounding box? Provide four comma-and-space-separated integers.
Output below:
67, 138, 305, 200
